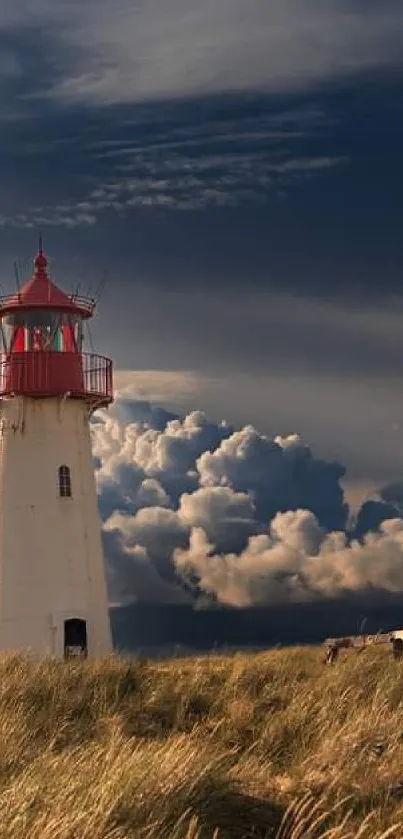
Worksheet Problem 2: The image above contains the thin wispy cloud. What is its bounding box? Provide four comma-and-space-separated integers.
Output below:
0, 156, 345, 227
0, 105, 346, 227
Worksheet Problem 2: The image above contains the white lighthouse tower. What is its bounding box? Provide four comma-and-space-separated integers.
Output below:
0, 242, 113, 658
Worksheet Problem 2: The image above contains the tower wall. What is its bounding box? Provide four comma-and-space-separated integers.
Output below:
0, 396, 112, 657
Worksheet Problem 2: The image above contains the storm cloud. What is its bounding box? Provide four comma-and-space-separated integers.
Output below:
2, 0, 402, 107
94, 395, 403, 607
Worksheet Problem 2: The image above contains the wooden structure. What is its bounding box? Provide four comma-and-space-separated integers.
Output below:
323, 630, 403, 663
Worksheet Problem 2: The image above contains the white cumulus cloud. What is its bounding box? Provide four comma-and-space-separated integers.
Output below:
174, 511, 403, 607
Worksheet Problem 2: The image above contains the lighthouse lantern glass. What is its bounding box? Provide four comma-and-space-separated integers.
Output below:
1, 311, 83, 354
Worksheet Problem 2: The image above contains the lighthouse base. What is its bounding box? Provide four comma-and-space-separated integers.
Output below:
0, 395, 112, 659
0, 613, 110, 659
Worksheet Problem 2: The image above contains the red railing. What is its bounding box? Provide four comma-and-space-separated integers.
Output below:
0, 352, 113, 406
0, 291, 95, 319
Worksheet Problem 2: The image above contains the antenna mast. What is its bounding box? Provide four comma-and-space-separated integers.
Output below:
13, 261, 21, 302
94, 270, 109, 306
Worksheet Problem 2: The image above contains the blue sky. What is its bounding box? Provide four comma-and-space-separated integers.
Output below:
2, 0, 403, 505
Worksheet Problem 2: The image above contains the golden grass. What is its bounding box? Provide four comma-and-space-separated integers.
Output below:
0, 645, 401, 837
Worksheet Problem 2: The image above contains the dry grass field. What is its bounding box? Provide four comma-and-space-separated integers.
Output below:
0, 645, 402, 838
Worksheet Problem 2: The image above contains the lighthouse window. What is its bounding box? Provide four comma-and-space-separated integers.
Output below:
58, 465, 72, 498
1, 312, 83, 354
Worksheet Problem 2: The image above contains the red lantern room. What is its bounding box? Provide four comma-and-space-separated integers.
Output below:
0, 242, 113, 406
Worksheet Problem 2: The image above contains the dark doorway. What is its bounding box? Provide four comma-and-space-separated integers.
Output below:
64, 618, 88, 659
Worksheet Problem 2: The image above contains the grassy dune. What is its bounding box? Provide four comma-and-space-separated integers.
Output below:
0, 646, 401, 837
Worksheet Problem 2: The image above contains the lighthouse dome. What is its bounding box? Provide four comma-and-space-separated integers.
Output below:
0, 245, 94, 319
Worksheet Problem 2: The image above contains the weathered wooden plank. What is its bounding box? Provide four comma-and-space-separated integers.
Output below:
324, 631, 394, 648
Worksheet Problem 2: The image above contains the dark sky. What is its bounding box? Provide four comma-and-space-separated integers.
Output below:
2, 1, 403, 501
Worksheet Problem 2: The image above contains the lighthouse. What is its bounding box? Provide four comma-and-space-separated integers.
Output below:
0, 242, 113, 658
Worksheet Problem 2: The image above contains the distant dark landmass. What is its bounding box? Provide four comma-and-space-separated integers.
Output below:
109, 595, 403, 656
